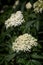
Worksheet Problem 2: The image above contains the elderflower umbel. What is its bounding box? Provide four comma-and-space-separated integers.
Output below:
12, 33, 38, 52
26, 2, 32, 10
33, 0, 43, 13
5, 11, 25, 29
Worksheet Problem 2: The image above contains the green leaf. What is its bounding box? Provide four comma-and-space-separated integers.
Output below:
5, 53, 15, 62
17, 58, 26, 64
32, 60, 41, 65
31, 53, 43, 59
26, 60, 41, 65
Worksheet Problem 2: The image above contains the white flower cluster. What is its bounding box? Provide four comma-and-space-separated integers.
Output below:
26, 2, 32, 10
12, 33, 38, 52
33, 0, 43, 13
5, 11, 25, 29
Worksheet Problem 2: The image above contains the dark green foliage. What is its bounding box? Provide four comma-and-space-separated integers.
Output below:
0, 0, 43, 65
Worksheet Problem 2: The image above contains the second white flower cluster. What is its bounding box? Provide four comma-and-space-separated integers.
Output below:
12, 33, 38, 52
